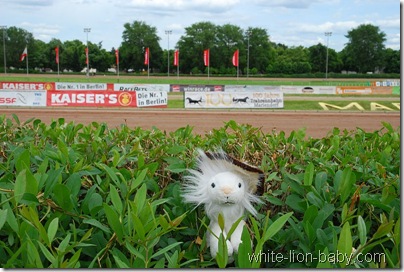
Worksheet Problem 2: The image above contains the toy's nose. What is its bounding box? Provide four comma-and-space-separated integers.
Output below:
222, 187, 233, 195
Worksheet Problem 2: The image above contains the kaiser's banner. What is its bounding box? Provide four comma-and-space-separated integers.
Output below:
47, 91, 137, 107
0, 81, 54, 91
184, 91, 283, 109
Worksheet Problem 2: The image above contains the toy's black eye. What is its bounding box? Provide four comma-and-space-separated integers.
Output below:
211, 183, 215, 188
238, 183, 242, 188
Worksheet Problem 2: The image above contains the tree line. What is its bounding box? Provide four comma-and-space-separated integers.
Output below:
0, 21, 400, 76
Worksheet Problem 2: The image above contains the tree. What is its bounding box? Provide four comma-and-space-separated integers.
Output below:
61, 40, 84, 72
120, 21, 162, 73
177, 21, 218, 74
383, 48, 400, 74
246, 27, 272, 74
0, 27, 34, 70
343, 24, 386, 73
308, 43, 342, 74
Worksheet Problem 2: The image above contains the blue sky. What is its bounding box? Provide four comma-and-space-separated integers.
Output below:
1, 0, 400, 52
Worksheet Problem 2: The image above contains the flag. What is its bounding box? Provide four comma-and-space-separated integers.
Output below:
173, 50, 179, 66
232, 49, 239, 67
144, 47, 149, 65
115, 49, 119, 65
203, 49, 209, 66
55, 46, 59, 64
85, 47, 89, 64
20, 47, 27, 61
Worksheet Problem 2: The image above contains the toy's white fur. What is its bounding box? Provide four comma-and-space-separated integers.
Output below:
182, 149, 262, 258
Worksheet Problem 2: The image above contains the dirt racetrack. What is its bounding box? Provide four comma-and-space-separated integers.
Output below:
2, 108, 400, 138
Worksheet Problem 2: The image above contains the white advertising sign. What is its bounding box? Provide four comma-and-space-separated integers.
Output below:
184, 91, 283, 109
136, 91, 168, 107
225, 85, 281, 92
114, 84, 170, 92
55, 82, 108, 91
0, 90, 47, 106
280, 86, 336, 94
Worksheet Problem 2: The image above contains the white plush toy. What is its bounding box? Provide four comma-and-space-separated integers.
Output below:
182, 149, 264, 259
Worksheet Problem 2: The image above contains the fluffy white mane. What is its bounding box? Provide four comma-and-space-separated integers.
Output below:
182, 149, 263, 217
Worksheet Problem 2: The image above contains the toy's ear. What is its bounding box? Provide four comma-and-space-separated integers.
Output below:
204, 151, 265, 196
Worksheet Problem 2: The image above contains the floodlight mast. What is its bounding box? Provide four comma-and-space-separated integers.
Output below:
84, 28, 91, 77
325, 32, 332, 80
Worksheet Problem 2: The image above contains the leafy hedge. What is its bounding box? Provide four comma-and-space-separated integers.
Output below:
0, 114, 400, 268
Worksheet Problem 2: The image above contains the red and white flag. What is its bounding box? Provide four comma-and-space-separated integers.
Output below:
115, 49, 119, 65
85, 47, 89, 64
144, 47, 149, 65
173, 49, 179, 66
232, 49, 239, 67
55, 46, 59, 64
203, 49, 209, 66
20, 47, 27, 61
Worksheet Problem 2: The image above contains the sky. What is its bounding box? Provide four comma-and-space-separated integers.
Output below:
0, 0, 400, 53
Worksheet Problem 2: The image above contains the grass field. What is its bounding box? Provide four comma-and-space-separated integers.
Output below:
0, 73, 387, 86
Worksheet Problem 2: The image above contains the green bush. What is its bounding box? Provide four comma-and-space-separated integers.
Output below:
0, 115, 400, 268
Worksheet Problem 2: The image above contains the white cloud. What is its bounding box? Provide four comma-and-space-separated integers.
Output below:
253, 0, 332, 9
119, 0, 239, 12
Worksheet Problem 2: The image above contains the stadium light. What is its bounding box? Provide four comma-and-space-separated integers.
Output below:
165, 30, 172, 77
246, 30, 252, 79
325, 32, 332, 80
84, 28, 91, 77
1, 26, 6, 74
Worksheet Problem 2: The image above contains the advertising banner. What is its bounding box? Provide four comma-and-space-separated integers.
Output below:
184, 91, 283, 109
336, 86, 394, 95
170, 85, 224, 92
54, 82, 111, 91
47, 91, 137, 107
0, 90, 47, 106
280, 85, 336, 94
0, 81, 54, 91
136, 91, 168, 107
225, 85, 281, 92
114, 84, 170, 92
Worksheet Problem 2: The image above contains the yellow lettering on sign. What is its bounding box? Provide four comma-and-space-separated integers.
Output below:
205, 93, 233, 106
391, 103, 400, 110
318, 102, 365, 111
370, 102, 394, 111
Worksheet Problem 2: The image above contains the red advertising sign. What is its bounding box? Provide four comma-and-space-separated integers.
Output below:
47, 91, 137, 107
0, 81, 55, 91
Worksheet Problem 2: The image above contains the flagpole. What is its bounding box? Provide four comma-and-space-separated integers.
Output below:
57, 46, 60, 77
26, 46, 28, 75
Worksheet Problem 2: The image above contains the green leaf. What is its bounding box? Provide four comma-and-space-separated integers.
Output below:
371, 221, 394, 240
337, 221, 352, 268
109, 185, 123, 215
151, 241, 182, 259
263, 212, 293, 242
303, 162, 314, 186
218, 213, 225, 231
216, 233, 228, 268
53, 183, 73, 211
237, 226, 253, 268
133, 183, 147, 215
103, 204, 124, 242
14, 169, 38, 204
47, 217, 59, 246
166, 145, 187, 155
37, 241, 56, 265
357, 215, 367, 245
83, 218, 111, 234
0, 209, 7, 230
